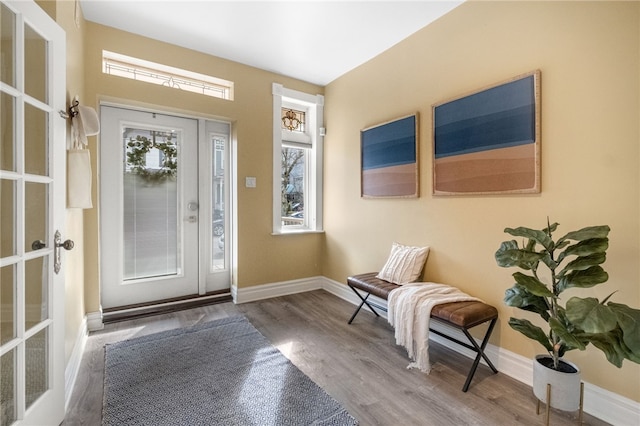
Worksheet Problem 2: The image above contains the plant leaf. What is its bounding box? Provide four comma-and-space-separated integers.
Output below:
504, 285, 550, 321
557, 225, 610, 244
558, 238, 609, 263
504, 227, 554, 251
549, 317, 586, 350
508, 318, 553, 351
495, 241, 543, 270
513, 272, 554, 297
554, 240, 571, 251
609, 302, 640, 356
587, 327, 638, 367
566, 297, 617, 333
557, 265, 608, 292
558, 253, 606, 276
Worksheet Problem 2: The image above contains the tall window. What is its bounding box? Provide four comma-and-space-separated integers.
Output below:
272, 84, 324, 233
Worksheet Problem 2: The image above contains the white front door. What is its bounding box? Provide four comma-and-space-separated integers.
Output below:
0, 1, 66, 424
100, 106, 200, 308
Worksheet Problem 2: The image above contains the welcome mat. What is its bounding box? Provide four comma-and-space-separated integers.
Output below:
102, 315, 358, 425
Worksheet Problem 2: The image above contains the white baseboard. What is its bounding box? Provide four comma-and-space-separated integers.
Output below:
234, 276, 323, 303
65, 316, 88, 411
312, 276, 638, 425
87, 310, 104, 331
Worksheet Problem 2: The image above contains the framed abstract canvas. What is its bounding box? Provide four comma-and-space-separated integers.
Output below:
432, 70, 541, 195
361, 114, 419, 198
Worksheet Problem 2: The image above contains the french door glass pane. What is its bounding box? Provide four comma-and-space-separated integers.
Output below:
0, 265, 16, 345
24, 24, 47, 104
25, 257, 48, 330
123, 127, 180, 281
1, 92, 15, 171
25, 328, 48, 410
25, 182, 48, 253
1, 179, 15, 257
0, 3, 15, 87
0, 349, 16, 425
24, 103, 48, 176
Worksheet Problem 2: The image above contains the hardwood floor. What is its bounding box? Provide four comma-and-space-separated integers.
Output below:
64, 290, 609, 425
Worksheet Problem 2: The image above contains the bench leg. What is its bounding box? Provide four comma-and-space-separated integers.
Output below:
347, 285, 381, 324
461, 317, 498, 392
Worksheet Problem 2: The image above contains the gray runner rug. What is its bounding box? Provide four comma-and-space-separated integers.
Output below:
102, 315, 358, 426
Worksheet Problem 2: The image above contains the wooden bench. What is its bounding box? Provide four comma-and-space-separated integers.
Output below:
347, 272, 499, 392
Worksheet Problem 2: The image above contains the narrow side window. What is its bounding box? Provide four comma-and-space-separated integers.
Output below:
272, 84, 324, 234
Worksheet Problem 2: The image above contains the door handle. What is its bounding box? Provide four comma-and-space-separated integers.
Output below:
54, 230, 74, 274
186, 202, 198, 223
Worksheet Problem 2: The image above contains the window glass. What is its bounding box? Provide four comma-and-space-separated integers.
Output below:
281, 147, 306, 226
103, 50, 234, 100
281, 108, 305, 132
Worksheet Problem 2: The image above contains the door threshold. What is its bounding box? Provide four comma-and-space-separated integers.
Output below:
102, 290, 232, 324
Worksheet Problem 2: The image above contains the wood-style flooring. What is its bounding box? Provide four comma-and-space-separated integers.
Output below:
64, 290, 609, 425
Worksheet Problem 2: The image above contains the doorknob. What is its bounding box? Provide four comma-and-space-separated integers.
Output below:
187, 202, 199, 211
54, 230, 74, 274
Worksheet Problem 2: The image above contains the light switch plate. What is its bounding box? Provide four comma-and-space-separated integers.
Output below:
245, 176, 256, 188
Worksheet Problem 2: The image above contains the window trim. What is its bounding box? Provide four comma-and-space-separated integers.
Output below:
272, 83, 324, 234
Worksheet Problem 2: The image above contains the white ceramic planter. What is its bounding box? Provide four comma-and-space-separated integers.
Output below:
532, 355, 581, 412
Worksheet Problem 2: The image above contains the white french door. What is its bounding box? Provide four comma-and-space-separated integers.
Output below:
0, 1, 66, 425
100, 106, 231, 309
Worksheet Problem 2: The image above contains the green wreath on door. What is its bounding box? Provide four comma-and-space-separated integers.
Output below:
126, 135, 177, 183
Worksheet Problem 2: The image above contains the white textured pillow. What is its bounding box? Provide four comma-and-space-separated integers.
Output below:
376, 242, 430, 284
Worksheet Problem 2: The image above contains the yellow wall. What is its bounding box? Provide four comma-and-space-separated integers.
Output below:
323, 1, 639, 402
80, 23, 324, 312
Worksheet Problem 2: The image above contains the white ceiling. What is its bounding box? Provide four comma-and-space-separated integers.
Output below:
79, 1, 463, 86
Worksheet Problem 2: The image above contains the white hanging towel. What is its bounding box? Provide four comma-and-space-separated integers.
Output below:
67, 98, 99, 208
67, 148, 93, 208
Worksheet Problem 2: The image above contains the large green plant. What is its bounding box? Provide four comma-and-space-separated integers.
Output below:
495, 221, 640, 370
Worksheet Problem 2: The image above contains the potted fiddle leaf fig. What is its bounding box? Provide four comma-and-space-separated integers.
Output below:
495, 221, 640, 411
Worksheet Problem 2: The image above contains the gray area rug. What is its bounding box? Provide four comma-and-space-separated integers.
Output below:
102, 315, 358, 425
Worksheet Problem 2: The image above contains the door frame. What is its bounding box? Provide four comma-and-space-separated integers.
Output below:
98, 101, 233, 309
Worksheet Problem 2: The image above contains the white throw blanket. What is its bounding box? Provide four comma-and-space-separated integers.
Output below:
387, 282, 480, 373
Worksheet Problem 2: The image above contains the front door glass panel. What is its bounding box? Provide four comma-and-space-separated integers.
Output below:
211, 135, 225, 270
123, 127, 181, 281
